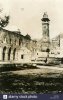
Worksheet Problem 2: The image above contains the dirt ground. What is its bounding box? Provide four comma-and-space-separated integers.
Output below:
0, 65, 63, 93
10, 65, 63, 78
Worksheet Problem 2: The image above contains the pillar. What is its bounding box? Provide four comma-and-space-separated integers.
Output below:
5, 49, 8, 61
10, 50, 13, 61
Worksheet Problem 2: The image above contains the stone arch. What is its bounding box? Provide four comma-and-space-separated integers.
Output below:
10, 38, 11, 44
13, 48, 16, 60
19, 39, 21, 46
8, 47, 11, 60
3, 46, 6, 61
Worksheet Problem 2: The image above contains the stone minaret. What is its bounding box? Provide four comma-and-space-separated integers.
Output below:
41, 12, 50, 51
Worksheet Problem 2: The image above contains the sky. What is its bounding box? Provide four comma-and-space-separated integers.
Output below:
0, 0, 63, 39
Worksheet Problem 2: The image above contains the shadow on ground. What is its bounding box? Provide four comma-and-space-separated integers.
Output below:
0, 71, 63, 94
0, 64, 38, 72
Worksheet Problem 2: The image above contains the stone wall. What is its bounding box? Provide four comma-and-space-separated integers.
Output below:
0, 27, 31, 62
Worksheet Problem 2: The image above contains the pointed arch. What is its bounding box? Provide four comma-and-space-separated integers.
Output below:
8, 47, 11, 60
3, 46, 6, 61
13, 48, 16, 60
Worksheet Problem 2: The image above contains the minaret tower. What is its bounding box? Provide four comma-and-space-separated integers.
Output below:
41, 12, 50, 51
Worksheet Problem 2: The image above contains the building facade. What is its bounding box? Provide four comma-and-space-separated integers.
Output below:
0, 12, 63, 64
0, 27, 33, 63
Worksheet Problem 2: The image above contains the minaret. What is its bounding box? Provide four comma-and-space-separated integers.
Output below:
41, 12, 50, 51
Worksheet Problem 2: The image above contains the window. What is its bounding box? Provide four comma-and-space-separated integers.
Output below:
10, 38, 11, 44
57, 52, 60, 54
21, 55, 24, 59
51, 52, 54, 54
37, 53, 38, 55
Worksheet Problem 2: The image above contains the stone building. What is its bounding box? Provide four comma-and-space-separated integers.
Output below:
0, 27, 32, 63
0, 12, 62, 64
50, 34, 63, 58
49, 35, 60, 57
18, 47, 31, 63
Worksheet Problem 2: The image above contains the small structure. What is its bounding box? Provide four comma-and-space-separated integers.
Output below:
18, 47, 31, 63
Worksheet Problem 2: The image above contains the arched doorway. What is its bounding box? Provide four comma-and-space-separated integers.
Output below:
19, 39, 21, 46
13, 48, 16, 60
8, 48, 11, 60
3, 47, 6, 61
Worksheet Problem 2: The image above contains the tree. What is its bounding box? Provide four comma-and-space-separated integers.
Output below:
0, 15, 10, 27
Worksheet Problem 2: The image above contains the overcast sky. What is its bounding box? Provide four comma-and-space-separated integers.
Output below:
0, 0, 63, 39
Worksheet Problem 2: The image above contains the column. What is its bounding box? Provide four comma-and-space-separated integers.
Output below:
15, 51, 18, 61
5, 49, 8, 61
10, 50, 13, 61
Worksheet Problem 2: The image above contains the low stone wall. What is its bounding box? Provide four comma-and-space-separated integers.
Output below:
47, 57, 61, 64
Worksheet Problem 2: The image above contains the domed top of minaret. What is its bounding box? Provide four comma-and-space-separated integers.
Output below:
43, 12, 48, 18
41, 12, 50, 22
